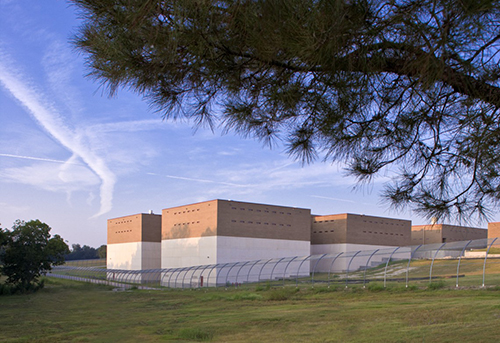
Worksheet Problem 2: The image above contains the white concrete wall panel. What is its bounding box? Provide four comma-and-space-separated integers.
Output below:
161, 236, 310, 286
141, 242, 161, 270
215, 236, 309, 285
107, 242, 142, 270
161, 236, 217, 269
216, 236, 310, 263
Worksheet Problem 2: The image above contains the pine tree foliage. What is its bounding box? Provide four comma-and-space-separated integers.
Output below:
71, 0, 500, 222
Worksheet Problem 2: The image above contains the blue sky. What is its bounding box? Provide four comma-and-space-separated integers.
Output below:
0, 1, 491, 247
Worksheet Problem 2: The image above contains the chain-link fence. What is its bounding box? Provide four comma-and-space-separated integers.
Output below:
48, 238, 500, 289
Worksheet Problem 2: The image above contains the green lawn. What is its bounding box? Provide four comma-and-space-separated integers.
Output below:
1, 278, 500, 342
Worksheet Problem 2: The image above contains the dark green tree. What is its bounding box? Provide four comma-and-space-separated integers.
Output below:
97, 245, 107, 259
65, 244, 101, 260
71, 0, 500, 222
0, 227, 7, 268
0, 220, 69, 293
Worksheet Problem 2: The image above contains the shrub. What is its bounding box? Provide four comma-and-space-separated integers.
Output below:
177, 327, 214, 341
0, 283, 13, 296
266, 287, 299, 301
367, 283, 385, 292
428, 280, 446, 290
255, 282, 271, 292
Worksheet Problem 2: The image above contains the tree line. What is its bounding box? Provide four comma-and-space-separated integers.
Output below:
65, 243, 107, 260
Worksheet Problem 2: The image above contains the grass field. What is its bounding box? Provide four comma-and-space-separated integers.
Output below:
63, 259, 106, 268
1, 278, 500, 342
50, 256, 500, 290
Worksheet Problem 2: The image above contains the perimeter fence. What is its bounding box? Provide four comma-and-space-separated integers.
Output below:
48, 238, 500, 289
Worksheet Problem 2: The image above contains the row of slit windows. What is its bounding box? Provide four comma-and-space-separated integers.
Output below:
173, 209, 201, 215
230, 207, 292, 215
416, 238, 448, 243
230, 219, 291, 227
363, 230, 404, 236
363, 220, 406, 226
313, 230, 404, 236
314, 220, 406, 227
114, 219, 133, 225
115, 230, 132, 234
173, 221, 200, 226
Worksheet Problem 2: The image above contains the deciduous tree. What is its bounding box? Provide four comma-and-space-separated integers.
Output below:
0, 220, 69, 293
97, 245, 107, 259
71, 0, 500, 221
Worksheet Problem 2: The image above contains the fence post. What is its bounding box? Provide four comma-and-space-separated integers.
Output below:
246, 260, 263, 284
257, 258, 274, 284
429, 243, 446, 284
224, 262, 241, 289
294, 256, 311, 287
327, 252, 343, 288
456, 240, 472, 288
282, 256, 299, 287
384, 247, 400, 288
311, 254, 328, 287
345, 251, 361, 288
235, 261, 252, 287
363, 249, 379, 288
269, 257, 287, 285
406, 245, 422, 287
482, 238, 498, 287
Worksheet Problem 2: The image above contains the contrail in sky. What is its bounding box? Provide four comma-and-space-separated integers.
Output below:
0, 49, 116, 217
0, 153, 82, 165
147, 172, 250, 187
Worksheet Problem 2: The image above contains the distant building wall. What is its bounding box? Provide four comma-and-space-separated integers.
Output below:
411, 224, 487, 245
311, 214, 410, 246
310, 214, 411, 272
345, 214, 411, 246
411, 225, 443, 245
310, 214, 348, 245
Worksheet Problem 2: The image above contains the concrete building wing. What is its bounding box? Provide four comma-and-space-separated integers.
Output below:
311, 213, 412, 272
411, 224, 487, 245
161, 200, 312, 281
107, 213, 161, 274
107, 199, 491, 284
311, 213, 411, 246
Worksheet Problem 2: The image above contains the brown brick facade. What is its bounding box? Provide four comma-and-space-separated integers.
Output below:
311, 213, 411, 246
411, 224, 487, 245
162, 200, 311, 241
107, 213, 161, 244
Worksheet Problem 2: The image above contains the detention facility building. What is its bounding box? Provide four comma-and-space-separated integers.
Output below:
107, 199, 490, 285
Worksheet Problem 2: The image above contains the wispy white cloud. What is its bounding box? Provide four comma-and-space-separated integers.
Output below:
0, 49, 116, 217
147, 172, 250, 188
0, 153, 82, 165
148, 160, 350, 200
1, 162, 100, 192
86, 119, 164, 133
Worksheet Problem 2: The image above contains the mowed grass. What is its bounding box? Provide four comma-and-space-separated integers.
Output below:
63, 259, 106, 268
1, 278, 500, 342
